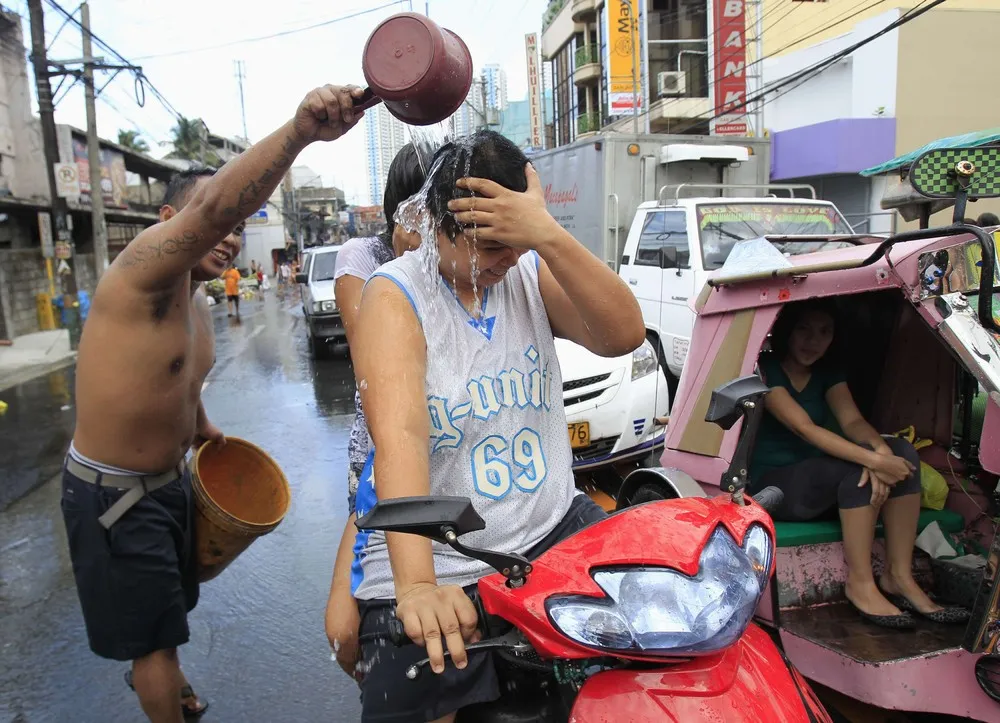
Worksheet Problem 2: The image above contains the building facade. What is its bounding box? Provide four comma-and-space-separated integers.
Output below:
541, 0, 714, 147
501, 93, 554, 151
450, 82, 486, 139
365, 104, 407, 206
763, 5, 1000, 232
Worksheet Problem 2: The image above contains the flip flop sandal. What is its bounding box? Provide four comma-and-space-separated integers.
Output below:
124, 671, 210, 718
848, 600, 917, 629
881, 589, 971, 625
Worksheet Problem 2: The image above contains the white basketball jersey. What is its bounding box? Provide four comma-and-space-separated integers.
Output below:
352, 249, 575, 600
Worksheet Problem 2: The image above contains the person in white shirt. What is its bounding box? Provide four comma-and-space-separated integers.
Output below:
349, 130, 645, 723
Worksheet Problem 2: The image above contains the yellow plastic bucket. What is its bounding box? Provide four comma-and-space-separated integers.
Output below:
192, 438, 291, 582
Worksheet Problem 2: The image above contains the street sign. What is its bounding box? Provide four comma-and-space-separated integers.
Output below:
247, 203, 268, 225
37, 211, 54, 258
525, 34, 543, 149
54, 162, 81, 198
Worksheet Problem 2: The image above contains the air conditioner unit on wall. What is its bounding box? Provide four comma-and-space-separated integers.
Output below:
657, 71, 687, 98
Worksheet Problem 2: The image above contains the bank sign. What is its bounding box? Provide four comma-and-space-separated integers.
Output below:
712, 0, 748, 136
606, 0, 642, 116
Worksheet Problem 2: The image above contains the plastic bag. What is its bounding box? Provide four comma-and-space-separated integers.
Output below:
891, 426, 949, 510
919, 462, 949, 510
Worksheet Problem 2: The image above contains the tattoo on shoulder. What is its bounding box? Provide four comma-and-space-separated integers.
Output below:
118, 230, 201, 270
222, 135, 297, 222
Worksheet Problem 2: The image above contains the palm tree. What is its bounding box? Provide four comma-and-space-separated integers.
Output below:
117, 129, 150, 154
168, 116, 219, 165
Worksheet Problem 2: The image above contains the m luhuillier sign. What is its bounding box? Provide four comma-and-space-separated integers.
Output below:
525, 33, 543, 148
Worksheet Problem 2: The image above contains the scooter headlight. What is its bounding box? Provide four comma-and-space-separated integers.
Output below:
547, 524, 773, 656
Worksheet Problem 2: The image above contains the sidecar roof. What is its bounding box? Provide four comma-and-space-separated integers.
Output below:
861, 128, 1000, 177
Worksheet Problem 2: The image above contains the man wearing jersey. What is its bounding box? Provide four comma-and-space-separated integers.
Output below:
349, 131, 645, 723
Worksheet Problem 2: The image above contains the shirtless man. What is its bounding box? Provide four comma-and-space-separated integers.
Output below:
61, 84, 364, 723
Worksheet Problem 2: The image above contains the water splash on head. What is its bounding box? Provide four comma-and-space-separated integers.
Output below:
392, 130, 528, 317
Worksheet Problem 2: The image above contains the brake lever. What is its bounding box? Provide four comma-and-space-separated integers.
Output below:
404, 629, 532, 680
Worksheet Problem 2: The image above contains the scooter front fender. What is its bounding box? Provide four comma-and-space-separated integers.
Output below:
569, 624, 830, 722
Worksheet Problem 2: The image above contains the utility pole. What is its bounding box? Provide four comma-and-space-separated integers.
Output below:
81, 2, 108, 280
235, 60, 249, 141
27, 0, 77, 300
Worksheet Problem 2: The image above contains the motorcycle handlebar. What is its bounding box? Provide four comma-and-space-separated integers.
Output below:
387, 617, 410, 647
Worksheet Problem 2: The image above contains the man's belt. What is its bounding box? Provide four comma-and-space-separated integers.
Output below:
65, 457, 187, 530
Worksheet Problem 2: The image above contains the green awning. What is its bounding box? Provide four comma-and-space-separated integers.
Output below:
861, 128, 1000, 177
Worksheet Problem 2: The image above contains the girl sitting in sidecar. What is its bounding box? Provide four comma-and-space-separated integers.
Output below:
751, 299, 969, 628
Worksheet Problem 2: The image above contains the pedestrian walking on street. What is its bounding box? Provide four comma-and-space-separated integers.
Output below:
60, 83, 366, 723
223, 264, 241, 318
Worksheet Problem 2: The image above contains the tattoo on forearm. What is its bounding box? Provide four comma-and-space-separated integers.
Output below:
222, 135, 298, 222
118, 230, 201, 269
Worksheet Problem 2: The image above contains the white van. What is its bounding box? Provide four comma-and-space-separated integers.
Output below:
619, 187, 855, 379
296, 245, 344, 358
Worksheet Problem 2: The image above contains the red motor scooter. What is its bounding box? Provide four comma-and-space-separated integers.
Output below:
357, 376, 831, 722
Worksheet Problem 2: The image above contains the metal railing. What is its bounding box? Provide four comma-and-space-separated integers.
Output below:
577, 112, 601, 135
575, 44, 600, 68
542, 0, 569, 30
658, 183, 818, 205
842, 211, 898, 235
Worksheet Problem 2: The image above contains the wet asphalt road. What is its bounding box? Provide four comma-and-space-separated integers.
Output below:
0, 290, 363, 722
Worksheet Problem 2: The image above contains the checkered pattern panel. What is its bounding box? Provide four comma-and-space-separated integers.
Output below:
909, 147, 1000, 199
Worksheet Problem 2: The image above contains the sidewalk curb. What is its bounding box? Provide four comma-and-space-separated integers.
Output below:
0, 353, 77, 393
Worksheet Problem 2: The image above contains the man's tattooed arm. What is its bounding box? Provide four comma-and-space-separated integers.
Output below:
113, 120, 306, 289
221, 135, 297, 223
117, 230, 201, 270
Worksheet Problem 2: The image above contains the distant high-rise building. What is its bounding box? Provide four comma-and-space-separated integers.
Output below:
449, 82, 485, 139
482, 64, 508, 111
365, 104, 408, 206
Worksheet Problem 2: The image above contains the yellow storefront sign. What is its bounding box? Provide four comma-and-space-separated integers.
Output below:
606, 0, 642, 116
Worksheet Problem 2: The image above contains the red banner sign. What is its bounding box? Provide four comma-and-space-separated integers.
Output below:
712, 0, 748, 136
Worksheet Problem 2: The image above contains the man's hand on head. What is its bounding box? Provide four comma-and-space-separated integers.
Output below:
292, 85, 366, 145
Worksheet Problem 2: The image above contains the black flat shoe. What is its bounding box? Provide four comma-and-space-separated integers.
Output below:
880, 589, 971, 625
847, 599, 917, 629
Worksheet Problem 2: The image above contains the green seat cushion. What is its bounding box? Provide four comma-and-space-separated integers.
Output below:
774, 508, 965, 548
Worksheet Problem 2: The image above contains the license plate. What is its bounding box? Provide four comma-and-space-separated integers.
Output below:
568, 422, 590, 449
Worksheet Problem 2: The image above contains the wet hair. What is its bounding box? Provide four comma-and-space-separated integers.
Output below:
768, 298, 842, 369
425, 130, 529, 241
163, 167, 216, 210
977, 212, 1000, 227
381, 144, 426, 246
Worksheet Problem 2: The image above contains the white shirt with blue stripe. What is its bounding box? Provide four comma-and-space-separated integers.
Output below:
351, 249, 576, 600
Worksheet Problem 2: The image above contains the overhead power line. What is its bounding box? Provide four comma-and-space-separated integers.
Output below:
43, 0, 182, 121
653, 0, 886, 122
130, 0, 407, 61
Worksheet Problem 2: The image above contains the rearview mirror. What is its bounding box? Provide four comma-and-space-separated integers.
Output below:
355, 496, 485, 543
705, 375, 771, 429
295, 272, 308, 284
660, 246, 679, 269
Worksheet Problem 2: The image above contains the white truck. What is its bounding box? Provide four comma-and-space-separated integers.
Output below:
529, 133, 774, 268
619, 188, 854, 378
531, 134, 854, 381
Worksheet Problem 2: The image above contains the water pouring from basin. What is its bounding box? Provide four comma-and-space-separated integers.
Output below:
353, 12, 473, 126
